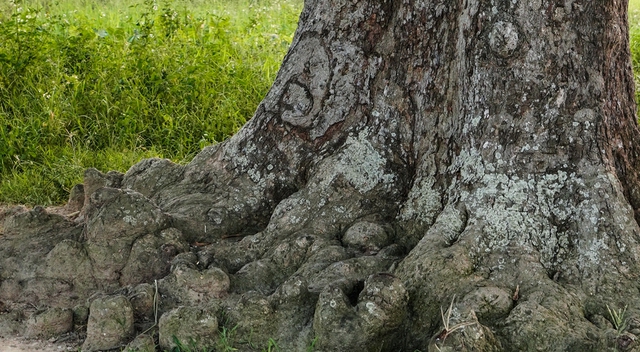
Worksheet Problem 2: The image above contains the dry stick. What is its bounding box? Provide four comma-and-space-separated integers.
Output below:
435, 295, 478, 350
67, 211, 80, 218
221, 233, 244, 240
140, 279, 159, 336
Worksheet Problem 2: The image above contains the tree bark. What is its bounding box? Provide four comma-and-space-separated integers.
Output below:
142, 0, 640, 349
2, 0, 640, 351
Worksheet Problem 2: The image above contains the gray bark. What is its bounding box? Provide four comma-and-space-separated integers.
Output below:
2, 0, 640, 351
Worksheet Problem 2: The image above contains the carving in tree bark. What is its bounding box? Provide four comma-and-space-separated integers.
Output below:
1, 0, 640, 351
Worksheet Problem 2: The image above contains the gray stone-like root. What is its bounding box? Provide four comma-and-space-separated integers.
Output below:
82, 295, 135, 352
24, 308, 73, 339
158, 306, 218, 351
342, 221, 392, 254
0, 206, 83, 307
125, 333, 156, 352
130, 283, 157, 322
313, 273, 408, 351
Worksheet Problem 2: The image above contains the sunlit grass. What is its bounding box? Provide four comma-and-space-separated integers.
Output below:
630, 4, 640, 115
0, 0, 302, 205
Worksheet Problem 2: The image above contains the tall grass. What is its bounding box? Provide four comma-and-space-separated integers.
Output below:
631, 4, 640, 112
0, 0, 301, 205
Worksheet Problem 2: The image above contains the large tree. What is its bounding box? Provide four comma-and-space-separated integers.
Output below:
2, 0, 640, 351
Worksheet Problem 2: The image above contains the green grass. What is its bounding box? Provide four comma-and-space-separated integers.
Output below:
631, 4, 640, 120
0, 0, 301, 205
158, 334, 314, 352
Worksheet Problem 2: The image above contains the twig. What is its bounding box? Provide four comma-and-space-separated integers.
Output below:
435, 295, 478, 347
140, 280, 159, 336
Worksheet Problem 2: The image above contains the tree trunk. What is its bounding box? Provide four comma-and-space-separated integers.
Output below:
2, 0, 640, 351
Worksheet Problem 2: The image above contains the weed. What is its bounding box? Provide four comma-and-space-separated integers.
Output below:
166, 334, 288, 352
306, 337, 317, 352
217, 325, 238, 352
171, 336, 201, 352
261, 338, 280, 352
606, 304, 629, 335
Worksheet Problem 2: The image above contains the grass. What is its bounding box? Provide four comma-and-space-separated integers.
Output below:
143, 334, 308, 352
606, 304, 629, 335
631, 3, 640, 125
0, 0, 301, 205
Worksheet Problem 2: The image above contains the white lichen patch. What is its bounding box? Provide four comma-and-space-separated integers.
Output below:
436, 205, 467, 244
452, 148, 486, 183
578, 237, 609, 266
269, 194, 307, 224
317, 129, 396, 194
250, 169, 275, 200
122, 215, 137, 226
398, 175, 442, 225
465, 168, 571, 260
230, 140, 257, 170
489, 21, 519, 58
455, 145, 640, 273
245, 167, 261, 183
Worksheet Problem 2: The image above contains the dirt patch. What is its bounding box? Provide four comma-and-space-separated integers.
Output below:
0, 336, 80, 352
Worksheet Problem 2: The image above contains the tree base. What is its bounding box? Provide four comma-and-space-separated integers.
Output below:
1, 157, 639, 351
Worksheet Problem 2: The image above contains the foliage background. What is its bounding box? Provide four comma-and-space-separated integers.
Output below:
0, 0, 301, 204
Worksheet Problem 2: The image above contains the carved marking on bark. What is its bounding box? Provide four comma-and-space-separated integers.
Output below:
274, 36, 330, 133
280, 81, 314, 127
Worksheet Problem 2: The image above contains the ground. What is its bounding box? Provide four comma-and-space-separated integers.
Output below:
0, 336, 81, 352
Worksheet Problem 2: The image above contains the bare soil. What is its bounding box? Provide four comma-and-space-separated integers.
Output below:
0, 336, 80, 352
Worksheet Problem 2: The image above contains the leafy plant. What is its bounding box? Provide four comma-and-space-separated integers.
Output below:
170, 336, 207, 352
217, 325, 238, 352
306, 337, 317, 352
261, 338, 280, 352
606, 304, 629, 334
